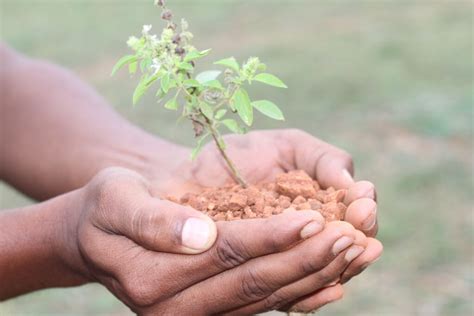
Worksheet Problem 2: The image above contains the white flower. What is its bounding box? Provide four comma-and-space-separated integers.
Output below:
142, 24, 152, 35
151, 58, 161, 74
149, 34, 158, 45
127, 36, 140, 50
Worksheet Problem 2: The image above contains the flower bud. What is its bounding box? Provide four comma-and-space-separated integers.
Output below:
162, 9, 172, 20
172, 34, 181, 44
175, 47, 185, 56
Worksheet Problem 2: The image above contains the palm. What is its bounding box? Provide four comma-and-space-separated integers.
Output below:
191, 132, 288, 187
154, 129, 379, 238
155, 132, 288, 197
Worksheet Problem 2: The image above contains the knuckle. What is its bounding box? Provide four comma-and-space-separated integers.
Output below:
300, 259, 322, 275
291, 302, 317, 314
122, 275, 157, 307
262, 290, 292, 311
238, 269, 273, 301
89, 170, 125, 204
88, 167, 146, 209
212, 235, 250, 269
314, 268, 338, 286
261, 220, 290, 253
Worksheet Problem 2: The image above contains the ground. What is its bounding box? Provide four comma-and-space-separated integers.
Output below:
0, 0, 472, 315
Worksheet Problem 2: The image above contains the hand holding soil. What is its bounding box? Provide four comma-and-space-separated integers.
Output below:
60, 167, 377, 314
0, 1, 383, 311
156, 129, 379, 237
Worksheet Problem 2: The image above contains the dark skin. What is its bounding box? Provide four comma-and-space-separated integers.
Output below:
0, 43, 382, 314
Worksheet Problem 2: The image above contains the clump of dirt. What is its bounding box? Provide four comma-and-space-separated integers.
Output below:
176, 170, 347, 222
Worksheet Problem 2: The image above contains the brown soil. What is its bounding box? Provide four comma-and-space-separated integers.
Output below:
175, 170, 347, 222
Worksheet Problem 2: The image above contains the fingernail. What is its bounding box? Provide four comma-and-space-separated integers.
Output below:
181, 217, 211, 250
361, 209, 377, 231
300, 220, 324, 239
332, 236, 354, 255
345, 245, 364, 262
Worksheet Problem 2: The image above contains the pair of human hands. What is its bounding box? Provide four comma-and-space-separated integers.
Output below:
61, 129, 382, 314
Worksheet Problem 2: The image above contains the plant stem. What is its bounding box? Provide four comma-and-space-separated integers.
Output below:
174, 73, 248, 188
207, 122, 248, 188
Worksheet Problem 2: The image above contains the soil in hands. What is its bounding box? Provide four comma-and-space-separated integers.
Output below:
176, 170, 347, 222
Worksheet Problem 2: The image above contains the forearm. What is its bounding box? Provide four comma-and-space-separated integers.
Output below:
0, 43, 188, 200
0, 190, 88, 300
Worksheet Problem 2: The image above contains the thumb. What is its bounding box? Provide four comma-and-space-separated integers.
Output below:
118, 198, 217, 255
285, 130, 355, 189
314, 151, 355, 189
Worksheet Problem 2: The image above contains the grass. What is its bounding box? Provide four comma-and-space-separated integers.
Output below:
1, 0, 473, 315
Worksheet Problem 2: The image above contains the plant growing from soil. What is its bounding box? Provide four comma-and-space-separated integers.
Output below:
112, 0, 349, 223
112, 0, 287, 188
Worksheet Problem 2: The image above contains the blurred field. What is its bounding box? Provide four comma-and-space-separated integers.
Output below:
1, 0, 472, 315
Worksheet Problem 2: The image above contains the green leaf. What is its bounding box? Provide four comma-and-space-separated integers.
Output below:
156, 88, 165, 102
222, 119, 244, 134
144, 73, 160, 86
203, 79, 223, 89
132, 77, 149, 105
199, 48, 212, 56
252, 100, 285, 120
191, 134, 209, 160
199, 102, 213, 119
140, 58, 152, 72
164, 96, 178, 110
253, 73, 287, 88
161, 74, 171, 93
214, 57, 239, 72
178, 62, 194, 71
215, 109, 227, 120
196, 70, 222, 83
111, 55, 137, 76
128, 61, 137, 75
184, 79, 201, 88
232, 88, 253, 126
184, 48, 211, 62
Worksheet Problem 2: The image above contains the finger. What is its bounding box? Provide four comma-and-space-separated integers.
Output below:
344, 197, 378, 237
161, 221, 357, 315
109, 210, 326, 308
344, 180, 377, 204
286, 283, 344, 314
230, 229, 367, 314
128, 199, 218, 254
341, 237, 383, 284
90, 169, 217, 254
283, 129, 354, 189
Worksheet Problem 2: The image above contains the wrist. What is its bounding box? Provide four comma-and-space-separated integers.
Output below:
0, 191, 89, 299
51, 188, 94, 283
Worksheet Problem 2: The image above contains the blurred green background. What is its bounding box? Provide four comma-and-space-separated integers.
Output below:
1, 0, 472, 315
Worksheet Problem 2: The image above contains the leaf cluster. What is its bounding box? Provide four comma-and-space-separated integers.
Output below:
112, 1, 287, 160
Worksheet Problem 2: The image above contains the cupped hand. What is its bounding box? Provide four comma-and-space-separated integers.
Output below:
62, 167, 372, 314
162, 129, 378, 237
155, 129, 383, 311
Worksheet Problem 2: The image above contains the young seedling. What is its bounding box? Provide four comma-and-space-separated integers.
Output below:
112, 0, 287, 188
